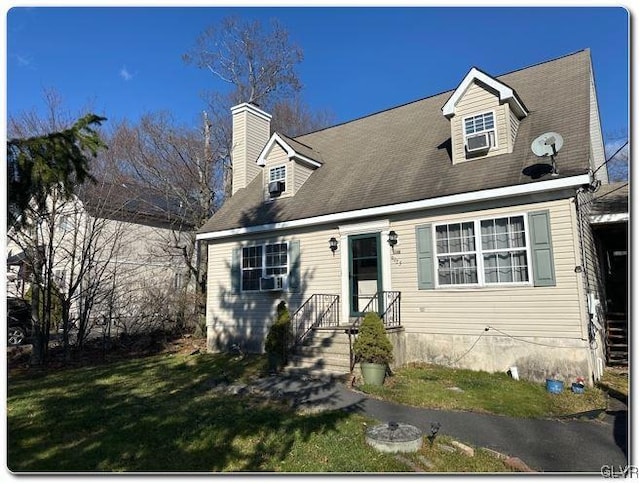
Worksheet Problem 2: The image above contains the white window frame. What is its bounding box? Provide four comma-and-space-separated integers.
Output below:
267, 165, 287, 200
479, 215, 530, 286
269, 165, 287, 183
433, 212, 532, 288
241, 241, 289, 292
462, 110, 497, 152
434, 221, 479, 287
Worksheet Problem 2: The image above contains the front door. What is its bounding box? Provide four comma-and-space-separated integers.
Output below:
349, 233, 382, 317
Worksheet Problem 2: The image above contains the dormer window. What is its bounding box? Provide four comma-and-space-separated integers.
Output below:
269, 165, 286, 197
464, 111, 496, 154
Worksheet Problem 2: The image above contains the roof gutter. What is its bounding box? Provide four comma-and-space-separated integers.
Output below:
196, 174, 591, 241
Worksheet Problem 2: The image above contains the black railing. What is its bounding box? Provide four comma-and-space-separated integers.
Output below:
379, 291, 401, 329
347, 291, 401, 371
292, 294, 340, 345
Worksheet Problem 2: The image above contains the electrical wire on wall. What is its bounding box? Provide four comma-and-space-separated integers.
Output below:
485, 325, 589, 349
450, 323, 588, 365
450, 328, 488, 364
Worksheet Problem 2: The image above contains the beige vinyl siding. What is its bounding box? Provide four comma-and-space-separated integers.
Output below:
294, 163, 314, 192
230, 111, 247, 194
387, 198, 584, 340
262, 142, 315, 197
452, 82, 510, 164
206, 225, 342, 352
263, 142, 293, 199
588, 68, 609, 184
574, 189, 608, 372
509, 108, 520, 151
231, 108, 270, 194
574, 189, 605, 327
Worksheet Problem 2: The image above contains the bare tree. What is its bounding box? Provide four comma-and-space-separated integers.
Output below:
271, 95, 335, 137
606, 141, 628, 182
82, 17, 335, 338
184, 16, 333, 198
7, 91, 106, 365
183, 16, 303, 107
101, 113, 213, 306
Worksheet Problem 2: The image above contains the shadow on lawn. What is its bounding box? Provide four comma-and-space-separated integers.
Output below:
7, 354, 366, 472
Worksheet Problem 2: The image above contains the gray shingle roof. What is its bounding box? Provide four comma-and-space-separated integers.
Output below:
77, 181, 194, 230
278, 133, 324, 165
199, 50, 594, 235
590, 182, 629, 216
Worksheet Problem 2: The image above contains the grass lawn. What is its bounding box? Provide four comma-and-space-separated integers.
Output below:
7, 352, 511, 473
598, 367, 629, 399
359, 363, 610, 419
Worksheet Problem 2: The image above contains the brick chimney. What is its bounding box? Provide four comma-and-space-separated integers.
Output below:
230, 103, 272, 196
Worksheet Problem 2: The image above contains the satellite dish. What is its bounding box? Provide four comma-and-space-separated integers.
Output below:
531, 132, 564, 157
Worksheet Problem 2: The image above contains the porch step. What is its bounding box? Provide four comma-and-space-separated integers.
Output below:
605, 312, 628, 367
286, 328, 352, 376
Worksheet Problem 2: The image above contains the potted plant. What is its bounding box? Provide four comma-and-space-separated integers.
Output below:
265, 301, 292, 372
352, 312, 394, 386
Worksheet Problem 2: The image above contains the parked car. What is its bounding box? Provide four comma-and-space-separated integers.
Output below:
8, 297, 32, 346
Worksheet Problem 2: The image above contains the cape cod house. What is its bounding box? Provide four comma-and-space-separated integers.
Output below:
196, 49, 622, 384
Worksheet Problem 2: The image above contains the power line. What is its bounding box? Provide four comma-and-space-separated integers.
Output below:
593, 140, 628, 176
578, 181, 629, 207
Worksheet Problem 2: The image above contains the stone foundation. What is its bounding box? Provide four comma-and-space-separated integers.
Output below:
400, 332, 593, 384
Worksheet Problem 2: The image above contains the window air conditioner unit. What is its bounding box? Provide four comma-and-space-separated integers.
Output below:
268, 181, 285, 195
260, 276, 284, 291
465, 132, 490, 152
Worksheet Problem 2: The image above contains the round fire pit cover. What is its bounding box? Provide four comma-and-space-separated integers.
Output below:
365, 421, 423, 453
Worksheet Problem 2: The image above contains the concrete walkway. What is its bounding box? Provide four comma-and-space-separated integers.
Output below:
250, 373, 628, 473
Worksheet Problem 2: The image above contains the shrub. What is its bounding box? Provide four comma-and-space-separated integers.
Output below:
265, 301, 292, 370
353, 312, 394, 365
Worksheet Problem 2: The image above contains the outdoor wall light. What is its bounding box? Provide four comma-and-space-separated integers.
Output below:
387, 230, 398, 247
329, 237, 338, 253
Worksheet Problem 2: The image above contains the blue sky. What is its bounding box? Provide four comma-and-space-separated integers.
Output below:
6, 5, 630, 146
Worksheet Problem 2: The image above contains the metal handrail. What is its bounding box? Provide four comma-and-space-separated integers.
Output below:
292, 294, 340, 345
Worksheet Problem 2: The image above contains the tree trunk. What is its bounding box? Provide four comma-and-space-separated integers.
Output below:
29, 246, 45, 366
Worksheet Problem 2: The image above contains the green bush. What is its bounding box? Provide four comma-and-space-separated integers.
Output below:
265, 301, 292, 370
353, 312, 394, 365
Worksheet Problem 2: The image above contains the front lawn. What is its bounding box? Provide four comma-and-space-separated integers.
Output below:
359, 363, 609, 419
7, 352, 510, 472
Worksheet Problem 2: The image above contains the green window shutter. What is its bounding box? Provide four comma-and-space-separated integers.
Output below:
416, 224, 435, 290
288, 241, 301, 293
528, 210, 556, 287
231, 247, 241, 294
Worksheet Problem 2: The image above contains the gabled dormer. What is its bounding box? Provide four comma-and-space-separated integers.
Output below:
257, 133, 323, 200
442, 67, 528, 164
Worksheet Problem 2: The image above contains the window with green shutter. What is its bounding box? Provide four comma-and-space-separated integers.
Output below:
231, 241, 300, 293
416, 211, 555, 289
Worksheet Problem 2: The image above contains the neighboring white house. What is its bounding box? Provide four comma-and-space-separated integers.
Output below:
7, 180, 193, 333
196, 49, 623, 384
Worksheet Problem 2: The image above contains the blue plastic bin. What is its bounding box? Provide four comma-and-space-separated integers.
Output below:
546, 379, 564, 394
